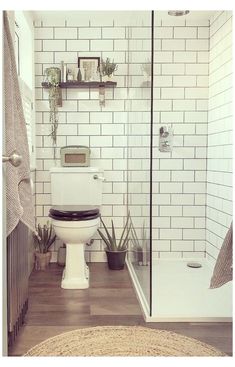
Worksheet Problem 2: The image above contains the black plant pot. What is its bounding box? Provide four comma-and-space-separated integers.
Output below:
105, 249, 127, 270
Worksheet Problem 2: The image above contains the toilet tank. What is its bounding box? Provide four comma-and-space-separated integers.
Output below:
50, 167, 104, 206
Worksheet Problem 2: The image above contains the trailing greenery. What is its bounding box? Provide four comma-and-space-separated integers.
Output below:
100, 58, 118, 77
48, 84, 59, 147
97, 212, 131, 251
45, 67, 61, 159
33, 221, 56, 254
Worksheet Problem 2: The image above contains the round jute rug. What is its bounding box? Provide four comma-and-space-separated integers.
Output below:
24, 325, 226, 357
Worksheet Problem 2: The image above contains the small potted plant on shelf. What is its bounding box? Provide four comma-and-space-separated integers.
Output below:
100, 58, 118, 82
97, 212, 131, 270
33, 221, 56, 271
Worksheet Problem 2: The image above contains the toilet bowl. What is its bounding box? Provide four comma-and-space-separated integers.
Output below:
49, 206, 100, 289
49, 167, 104, 289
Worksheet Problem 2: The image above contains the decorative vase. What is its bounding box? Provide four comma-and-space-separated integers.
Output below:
34, 251, 52, 271
102, 74, 114, 82
105, 249, 127, 270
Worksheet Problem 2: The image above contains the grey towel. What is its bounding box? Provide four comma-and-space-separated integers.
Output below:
210, 222, 233, 289
4, 12, 35, 236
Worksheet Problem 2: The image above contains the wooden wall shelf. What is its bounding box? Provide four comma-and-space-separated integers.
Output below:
42, 81, 117, 89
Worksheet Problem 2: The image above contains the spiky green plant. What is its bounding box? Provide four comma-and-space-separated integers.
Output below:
100, 58, 118, 77
97, 212, 131, 251
33, 221, 56, 254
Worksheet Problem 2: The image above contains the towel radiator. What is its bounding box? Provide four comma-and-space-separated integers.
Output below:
7, 221, 29, 346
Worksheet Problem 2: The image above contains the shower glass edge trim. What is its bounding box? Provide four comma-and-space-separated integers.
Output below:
149, 10, 154, 317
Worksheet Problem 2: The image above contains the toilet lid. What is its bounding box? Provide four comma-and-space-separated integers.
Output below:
49, 205, 100, 221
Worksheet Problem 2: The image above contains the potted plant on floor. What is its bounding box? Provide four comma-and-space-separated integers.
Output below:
33, 221, 56, 271
97, 212, 131, 270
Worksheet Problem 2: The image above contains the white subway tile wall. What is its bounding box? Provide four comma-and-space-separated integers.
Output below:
34, 12, 151, 262
34, 11, 232, 264
151, 15, 209, 259
206, 11, 233, 264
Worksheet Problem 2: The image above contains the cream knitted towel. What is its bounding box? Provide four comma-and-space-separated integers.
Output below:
210, 222, 233, 289
4, 11, 35, 236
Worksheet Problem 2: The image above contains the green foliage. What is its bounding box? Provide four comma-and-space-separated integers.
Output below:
33, 221, 56, 254
100, 58, 118, 77
45, 67, 61, 156
45, 67, 60, 87
97, 212, 131, 251
48, 85, 59, 149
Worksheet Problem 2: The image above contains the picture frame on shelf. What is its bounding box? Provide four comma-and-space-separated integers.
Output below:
78, 57, 100, 82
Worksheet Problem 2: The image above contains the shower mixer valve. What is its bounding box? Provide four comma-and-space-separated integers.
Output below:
159, 125, 173, 152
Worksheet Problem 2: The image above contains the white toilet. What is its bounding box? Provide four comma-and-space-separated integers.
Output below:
49, 167, 104, 289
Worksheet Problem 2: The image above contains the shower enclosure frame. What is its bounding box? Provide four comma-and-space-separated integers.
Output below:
126, 10, 154, 320
126, 10, 232, 323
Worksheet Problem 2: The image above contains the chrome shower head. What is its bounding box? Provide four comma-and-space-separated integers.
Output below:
168, 10, 190, 16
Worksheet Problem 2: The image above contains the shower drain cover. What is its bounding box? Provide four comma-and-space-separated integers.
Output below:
187, 262, 202, 268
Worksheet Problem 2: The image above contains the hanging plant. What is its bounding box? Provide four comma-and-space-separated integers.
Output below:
49, 85, 59, 143
44, 67, 61, 159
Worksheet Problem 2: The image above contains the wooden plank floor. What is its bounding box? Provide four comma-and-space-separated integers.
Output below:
9, 263, 232, 356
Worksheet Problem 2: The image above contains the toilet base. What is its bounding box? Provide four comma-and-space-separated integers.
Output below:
61, 267, 89, 289
61, 243, 89, 289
